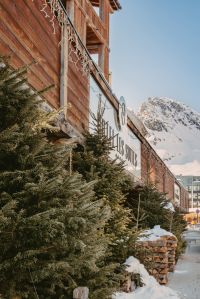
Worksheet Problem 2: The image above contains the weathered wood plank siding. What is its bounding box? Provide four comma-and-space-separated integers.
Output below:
67, 61, 89, 132
0, 0, 60, 108
0, 0, 89, 132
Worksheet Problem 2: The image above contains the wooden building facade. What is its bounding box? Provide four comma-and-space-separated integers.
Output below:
0, 0, 189, 211
0, 0, 120, 134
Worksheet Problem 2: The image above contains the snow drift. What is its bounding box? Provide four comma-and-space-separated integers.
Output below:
113, 256, 180, 299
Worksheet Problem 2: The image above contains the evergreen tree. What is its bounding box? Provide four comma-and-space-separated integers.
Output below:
164, 208, 187, 260
73, 103, 139, 265
0, 59, 115, 299
124, 183, 169, 230
125, 183, 187, 259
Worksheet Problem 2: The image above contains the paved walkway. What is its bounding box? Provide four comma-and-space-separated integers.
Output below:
168, 231, 200, 299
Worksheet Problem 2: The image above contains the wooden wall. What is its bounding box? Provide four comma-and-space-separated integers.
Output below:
0, 0, 89, 133
141, 142, 175, 200
128, 118, 189, 209
0, 0, 60, 108
67, 60, 89, 132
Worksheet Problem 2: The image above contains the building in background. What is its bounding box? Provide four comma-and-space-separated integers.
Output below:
0, 0, 189, 211
176, 176, 200, 213
174, 181, 181, 206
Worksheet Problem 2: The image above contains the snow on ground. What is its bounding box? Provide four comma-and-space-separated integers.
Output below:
113, 256, 180, 299
187, 224, 200, 231
139, 225, 175, 242
168, 230, 200, 299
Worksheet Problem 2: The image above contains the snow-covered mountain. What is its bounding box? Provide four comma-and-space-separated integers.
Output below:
137, 97, 200, 176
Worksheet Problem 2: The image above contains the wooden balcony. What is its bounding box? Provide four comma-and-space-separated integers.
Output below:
85, 0, 107, 41
0, 0, 117, 132
73, 0, 107, 45
89, 0, 121, 11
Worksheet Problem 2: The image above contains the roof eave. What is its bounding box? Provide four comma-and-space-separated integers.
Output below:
110, 0, 122, 11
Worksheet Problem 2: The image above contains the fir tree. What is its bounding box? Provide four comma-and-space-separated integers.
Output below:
125, 183, 169, 229
126, 181, 179, 231
164, 208, 187, 260
125, 183, 187, 259
73, 102, 139, 265
0, 59, 115, 299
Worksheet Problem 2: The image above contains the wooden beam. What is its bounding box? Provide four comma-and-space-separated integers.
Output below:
60, 23, 68, 119
66, 0, 75, 22
99, 0, 105, 22
87, 44, 100, 52
89, 0, 121, 10
98, 43, 104, 72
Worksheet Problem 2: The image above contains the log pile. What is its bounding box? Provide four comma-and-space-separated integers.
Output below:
138, 227, 177, 285
165, 235, 177, 272
139, 238, 169, 284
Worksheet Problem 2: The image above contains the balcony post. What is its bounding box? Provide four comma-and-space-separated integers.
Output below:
60, 23, 69, 119
99, 0, 105, 22
98, 44, 105, 72
66, 0, 74, 22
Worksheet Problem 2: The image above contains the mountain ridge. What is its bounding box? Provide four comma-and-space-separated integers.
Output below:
137, 97, 200, 175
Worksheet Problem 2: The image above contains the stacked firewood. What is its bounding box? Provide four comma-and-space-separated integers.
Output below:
140, 238, 169, 284
165, 235, 177, 272
138, 234, 177, 285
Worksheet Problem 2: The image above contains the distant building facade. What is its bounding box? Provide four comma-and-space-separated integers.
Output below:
176, 176, 200, 212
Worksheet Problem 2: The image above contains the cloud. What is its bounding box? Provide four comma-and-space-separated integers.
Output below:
169, 160, 200, 176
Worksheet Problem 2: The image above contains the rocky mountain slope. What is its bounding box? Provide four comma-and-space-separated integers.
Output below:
137, 97, 200, 175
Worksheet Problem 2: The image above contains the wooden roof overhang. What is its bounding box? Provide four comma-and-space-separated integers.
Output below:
90, 0, 121, 10
109, 0, 121, 10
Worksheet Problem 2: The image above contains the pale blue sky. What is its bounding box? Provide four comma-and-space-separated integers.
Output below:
110, 0, 200, 112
